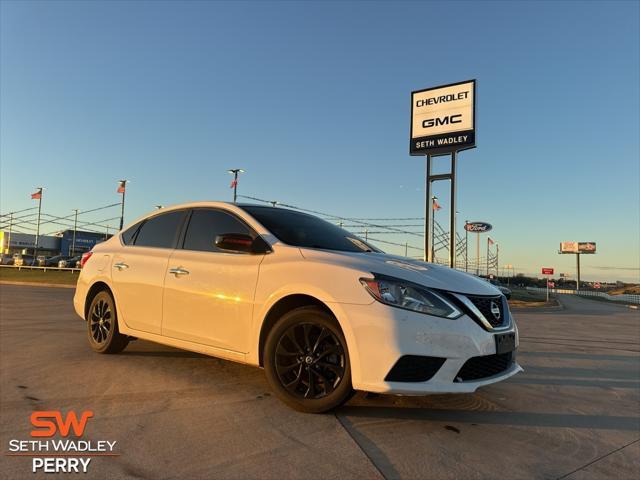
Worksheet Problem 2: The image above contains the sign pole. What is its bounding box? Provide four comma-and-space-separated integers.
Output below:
546, 275, 549, 302
576, 253, 581, 291
425, 154, 433, 262
449, 151, 457, 268
476, 232, 480, 275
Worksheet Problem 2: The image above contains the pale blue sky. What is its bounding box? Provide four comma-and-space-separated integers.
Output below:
1, 1, 638, 281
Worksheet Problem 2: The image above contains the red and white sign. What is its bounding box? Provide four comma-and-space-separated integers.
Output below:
547, 281, 555, 288
594, 282, 601, 289
542, 268, 554, 275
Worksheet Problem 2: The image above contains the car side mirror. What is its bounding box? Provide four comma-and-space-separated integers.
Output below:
215, 233, 271, 254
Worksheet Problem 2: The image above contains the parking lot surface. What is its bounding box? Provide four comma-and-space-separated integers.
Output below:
1, 284, 639, 479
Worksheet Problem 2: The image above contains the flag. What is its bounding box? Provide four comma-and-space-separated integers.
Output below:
230, 179, 238, 189
488, 237, 494, 245
432, 200, 441, 210
117, 181, 126, 193
31, 189, 42, 200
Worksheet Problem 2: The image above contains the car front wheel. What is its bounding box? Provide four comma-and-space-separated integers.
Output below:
264, 306, 353, 413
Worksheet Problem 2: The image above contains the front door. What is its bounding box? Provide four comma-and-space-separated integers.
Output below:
161, 208, 265, 352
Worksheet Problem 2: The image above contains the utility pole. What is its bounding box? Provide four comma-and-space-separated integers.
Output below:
118, 180, 128, 230
71, 209, 79, 257
227, 168, 244, 203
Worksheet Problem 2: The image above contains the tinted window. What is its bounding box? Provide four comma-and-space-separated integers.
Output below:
182, 209, 252, 253
134, 211, 186, 249
121, 221, 142, 245
240, 206, 380, 253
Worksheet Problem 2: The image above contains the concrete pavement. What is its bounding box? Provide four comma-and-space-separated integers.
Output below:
1, 285, 638, 479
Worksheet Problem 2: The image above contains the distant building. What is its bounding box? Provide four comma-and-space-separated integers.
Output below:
0, 229, 112, 256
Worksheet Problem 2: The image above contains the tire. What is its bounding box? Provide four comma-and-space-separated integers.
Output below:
86, 290, 129, 354
263, 306, 353, 413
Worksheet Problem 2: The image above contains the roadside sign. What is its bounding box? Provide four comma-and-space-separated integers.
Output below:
548, 281, 555, 288
542, 268, 554, 275
464, 222, 492, 233
410, 80, 476, 155
594, 282, 601, 289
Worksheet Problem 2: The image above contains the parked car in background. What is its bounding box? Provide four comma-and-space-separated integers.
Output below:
0, 254, 14, 265
74, 201, 521, 413
13, 254, 35, 266
61, 255, 82, 268
478, 276, 512, 299
45, 255, 70, 267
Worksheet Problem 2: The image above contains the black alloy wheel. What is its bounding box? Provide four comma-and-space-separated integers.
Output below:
86, 290, 129, 354
264, 306, 353, 413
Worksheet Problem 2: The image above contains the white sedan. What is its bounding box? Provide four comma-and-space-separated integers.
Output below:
74, 202, 522, 413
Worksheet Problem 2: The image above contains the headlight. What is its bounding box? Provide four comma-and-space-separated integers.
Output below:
360, 276, 462, 319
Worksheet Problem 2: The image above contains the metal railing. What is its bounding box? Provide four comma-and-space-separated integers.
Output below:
0, 264, 81, 273
526, 286, 640, 305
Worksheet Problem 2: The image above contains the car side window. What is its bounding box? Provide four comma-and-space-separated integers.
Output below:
133, 211, 186, 249
121, 221, 143, 245
182, 209, 253, 253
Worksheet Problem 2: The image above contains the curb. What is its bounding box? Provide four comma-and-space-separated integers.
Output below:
0, 281, 76, 289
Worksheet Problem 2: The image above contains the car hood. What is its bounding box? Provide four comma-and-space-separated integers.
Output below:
299, 248, 500, 296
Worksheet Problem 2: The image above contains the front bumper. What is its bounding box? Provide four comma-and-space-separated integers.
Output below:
331, 300, 522, 395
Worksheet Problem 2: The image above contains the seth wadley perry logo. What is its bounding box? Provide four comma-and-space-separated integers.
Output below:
6, 411, 118, 474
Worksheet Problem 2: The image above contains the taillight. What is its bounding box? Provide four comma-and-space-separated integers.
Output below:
80, 251, 93, 268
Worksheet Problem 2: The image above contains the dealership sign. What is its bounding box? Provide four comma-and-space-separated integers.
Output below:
464, 222, 492, 233
410, 80, 476, 155
560, 241, 596, 254
542, 267, 554, 275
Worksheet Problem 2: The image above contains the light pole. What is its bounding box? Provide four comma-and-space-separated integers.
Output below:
71, 209, 79, 257
227, 169, 245, 203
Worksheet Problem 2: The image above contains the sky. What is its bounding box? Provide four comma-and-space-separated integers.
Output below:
1, 0, 639, 282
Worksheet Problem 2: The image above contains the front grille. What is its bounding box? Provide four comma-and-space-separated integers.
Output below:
466, 295, 505, 327
455, 352, 513, 381
385, 355, 446, 382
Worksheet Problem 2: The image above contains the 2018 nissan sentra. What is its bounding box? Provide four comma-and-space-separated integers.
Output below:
74, 202, 522, 413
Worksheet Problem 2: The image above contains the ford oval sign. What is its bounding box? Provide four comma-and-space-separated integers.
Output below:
464, 222, 492, 233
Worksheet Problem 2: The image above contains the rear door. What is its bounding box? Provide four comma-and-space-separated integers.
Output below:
161, 208, 265, 352
111, 210, 187, 334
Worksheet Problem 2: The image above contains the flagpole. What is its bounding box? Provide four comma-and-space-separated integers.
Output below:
486, 237, 490, 276
118, 179, 127, 230
227, 169, 245, 203
34, 187, 43, 262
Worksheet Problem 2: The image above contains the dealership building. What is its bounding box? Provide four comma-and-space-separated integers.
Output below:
0, 230, 112, 257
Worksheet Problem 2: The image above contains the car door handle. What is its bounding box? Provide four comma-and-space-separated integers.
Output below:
114, 262, 129, 271
169, 267, 190, 276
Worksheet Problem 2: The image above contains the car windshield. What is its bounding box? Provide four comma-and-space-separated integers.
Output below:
241, 206, 381, 253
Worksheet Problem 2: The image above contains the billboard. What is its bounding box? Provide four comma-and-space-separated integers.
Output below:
560, 241, 596, 254
560, 242, 578, 253
410, 80, 476, 155
578, 242, 596, 253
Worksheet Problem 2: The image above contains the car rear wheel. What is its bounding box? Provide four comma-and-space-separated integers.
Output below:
264, 306, 353, 413
87, 290, 129, 354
